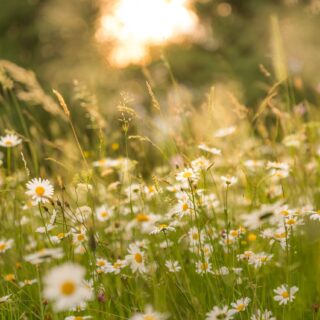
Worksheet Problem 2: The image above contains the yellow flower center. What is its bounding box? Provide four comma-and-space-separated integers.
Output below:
201, 262, 209, 270
60, 281, 76, 296
0, 243, 7, 251
236, 303, 245, 312
113, 262, 122, 269
183, 171, 192, 178
57, 233, 65, 239
274, 232, 286, 239
281, 291, 289, 299
182, 203, 189, 211
97, 260, 106, 267
230, 230, 238, 237
286, 219, 296, 225
143, 316, 156, 320
77, 234, 85, 241
136, 213, 150, 222
247, 233, 257, 241
5, 140, 12, 146
280, 210, 289, 216
4, 274, 15, 281
74, 316, 84, 320
100, 211, 109, 218
134, 253, 143, 263
35, 186, 45, 196
192, 233, 199, 240
159, 224, 168, 229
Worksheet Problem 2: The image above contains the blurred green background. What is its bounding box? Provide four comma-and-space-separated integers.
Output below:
1, 0, 320, 107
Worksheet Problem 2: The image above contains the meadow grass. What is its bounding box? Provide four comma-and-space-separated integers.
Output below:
0, 59, 320, 320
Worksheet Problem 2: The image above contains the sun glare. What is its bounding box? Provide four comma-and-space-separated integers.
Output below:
95, 0, 200, 67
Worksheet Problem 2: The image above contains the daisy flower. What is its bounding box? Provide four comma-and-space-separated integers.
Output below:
221, 176, 238, 187
24, 248, 64, 264
104, 259, 127, 274
26, 178, 54, 204
0, 239, 13, 253
310, 210, 320, 221
125, 244, 147, 274
251, 309, 276, 320
206, 306, 233, 320
43, 263, 92, 311
0, 134, 22, 147
150, 223, 176, 234
229, 297, 251, 315
176, 168, 199, 182
130, 305, 169, 320
165, 260, 181, 273
0, 294, 12, 304
96, 205, 113, 222
273, 284, 298, 305
195, 259, 212, 274
65, 316, 92, 320
198, 144, 222, 155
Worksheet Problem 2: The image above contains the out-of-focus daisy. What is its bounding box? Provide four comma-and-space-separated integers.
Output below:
0, 239, 13, 253
214, 126, 236, 138
26, 178, 54, 204
0, 134, 22, 147
0, 294, 12, 304
129, 304, 169, 320
221, 176, 238, 187
65, 316, 92, 320
150, 223, 176, 235
125, 244, 147, 274
19, 279, 37, 288
251, 309, 276, 320
206, 305, 233, 320
43, 263, 92, 311
229, 297, 251, 315
176, 168, 199, 182
24, 248, 64, 264
195, 259, 212, 274
273, 284, 298, 305
165, 260, 181, 273
50, 232, 71, 244
104, 259, 127, 274
198, 144, 222, 156
96, 205, 113, 222
309, 210, 320, 221
188, 227, 205, 246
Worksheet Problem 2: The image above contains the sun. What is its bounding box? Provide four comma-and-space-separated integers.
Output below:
95, 0, 200, 67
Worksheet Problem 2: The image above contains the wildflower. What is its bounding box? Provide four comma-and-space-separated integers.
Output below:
150, 223, 176, 234
130, 304, 169, 320
206, 306, 233, 320
65, 316, 92, 320
176, 168, 199, 182
104, 259, 127, 274
96, 205, 113, 222
195, 259, 212, 274
50, 232, 71, 244
125, 244, 147, 274
188, 227, 205, 246
0, 294, 12, 304
19, 279, 37, 288
221, 176, 238, 187
214, 126, 236, 138
0, 239, 13, 253
251, 309, 276, 320
43, 263, 92, 311
4, 273, 15, 282
198, 144, 221, 155
309, 210, 320, 221
26, 178, 54, 204
273, 284, 298, 305
249, 252, 273, 269
165, 260, 181, 273
229, 297, 251, 315
24, 248, 64, 264
0, 134, 22, 147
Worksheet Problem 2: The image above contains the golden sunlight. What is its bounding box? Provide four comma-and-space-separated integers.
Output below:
95, 0, 200, 67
